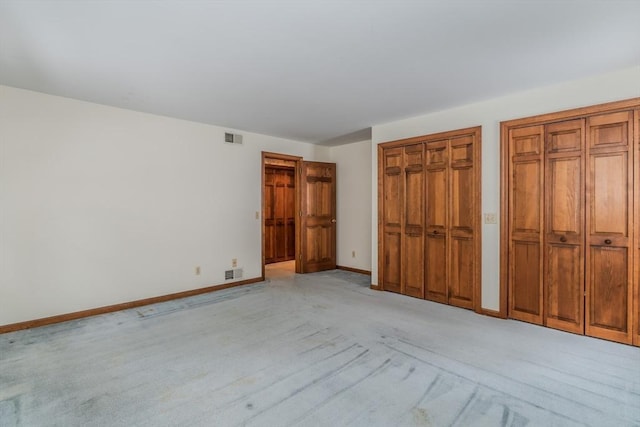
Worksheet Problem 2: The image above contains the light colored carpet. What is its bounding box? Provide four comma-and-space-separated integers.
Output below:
1, 267, 639, 426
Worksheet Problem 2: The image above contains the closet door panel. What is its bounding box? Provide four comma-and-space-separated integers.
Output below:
425, 234, 447, 303
403, 144, 425, 298
589, 247, 628, 332
546, 245, 583, 333
449, 135, 476, 308
512, 241, 542, 320
382, 148, 403, 293
425, 140, 448, 303
509, 125, 544, 324
449, 236, 474, 309
586, 111, 633, 344
544, 120, 584, 333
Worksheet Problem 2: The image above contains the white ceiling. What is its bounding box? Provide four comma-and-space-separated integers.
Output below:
1, 0, 639, 145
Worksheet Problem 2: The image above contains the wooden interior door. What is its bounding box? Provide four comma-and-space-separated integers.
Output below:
381, 147, 403, 293
264, 167, 295, 264
284, 169, 296, 260
274, 170, 287, 260
544, 119, 585, 334
264, 168, 277, 263
403, 144, 425, 298
585, 111, 633, 344
448, 134, 476, 309
508, 125, 545, 325
300, 161, 336, 273
425, 140, 448, 303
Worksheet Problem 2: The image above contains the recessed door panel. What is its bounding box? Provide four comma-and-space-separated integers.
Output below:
449, 236, 474, 309
510, 241, 543, 324
546, 244, 583, 333
384, 232, 402, 293
512, 161, 542, 234
425, 234, 447, 303
589, 247, 628, 331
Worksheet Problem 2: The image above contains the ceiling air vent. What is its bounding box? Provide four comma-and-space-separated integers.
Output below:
224, 132, 243, 144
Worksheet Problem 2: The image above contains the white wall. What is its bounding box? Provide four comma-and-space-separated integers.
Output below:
371, 66, 640, 311
0, 85, 330, 325
329, 140, 372, 272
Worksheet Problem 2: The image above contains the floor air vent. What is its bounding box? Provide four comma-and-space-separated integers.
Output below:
224, 270, 234, 280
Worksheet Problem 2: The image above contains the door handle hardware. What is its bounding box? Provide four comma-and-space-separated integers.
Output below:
560, 236, 567, 242
604, 239, 612, 245
331, 219, 336, 223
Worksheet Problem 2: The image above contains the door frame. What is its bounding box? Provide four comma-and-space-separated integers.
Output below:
261, 151, 302, 278
499, 97, 640, 322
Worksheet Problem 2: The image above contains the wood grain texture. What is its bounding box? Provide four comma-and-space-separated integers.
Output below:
501, 98, 640, 346
300, 161, 337, 273
336, 265, 372, 276
379, 127, 481, 311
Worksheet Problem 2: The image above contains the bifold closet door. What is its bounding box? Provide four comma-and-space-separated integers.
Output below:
544, 120, 585, 334
403, 144, 425, 298
448, 134, 476, 309
508, 125, 545, 325
382, 147, 403, 293
425, 140, 448, 303
586, 111, 634, 344
381, 144, 425, 297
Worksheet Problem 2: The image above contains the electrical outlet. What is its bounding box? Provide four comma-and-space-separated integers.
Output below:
352, 250, 356, 258
484, 213, 498, 224
232, 258, 237, 268
195, 266, 201, 275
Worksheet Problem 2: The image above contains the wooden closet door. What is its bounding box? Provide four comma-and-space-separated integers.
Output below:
448, 135, 476, 309
508, 125, 545, 325
544, 120, 585, 334
586, 111, 634, 344
425, 140, 448, 303
403, 144, 425, 298
382, 147, 403, 293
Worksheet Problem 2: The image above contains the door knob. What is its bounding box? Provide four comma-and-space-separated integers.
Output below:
331, 219, 336, 223
560, 236, 567, 242
604, 239, 612, 245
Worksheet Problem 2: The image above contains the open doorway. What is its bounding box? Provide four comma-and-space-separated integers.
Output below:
262, 152, 301, 280
261, 152, 338, 280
